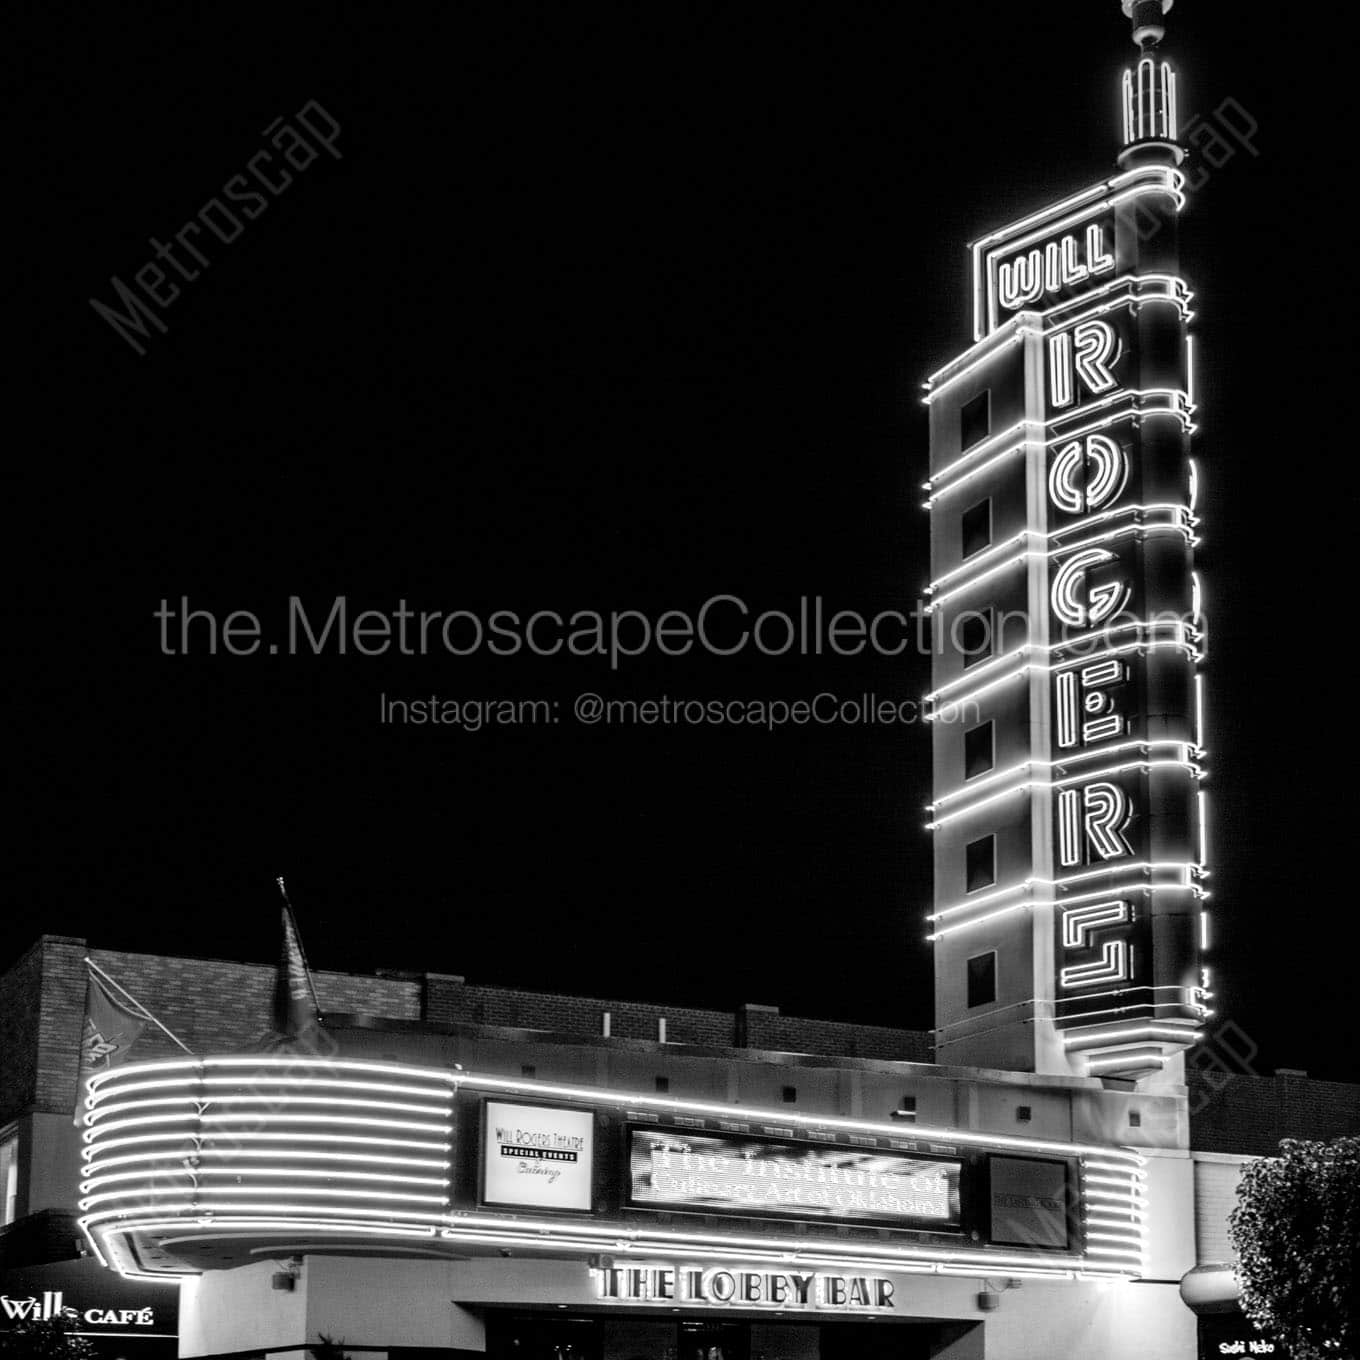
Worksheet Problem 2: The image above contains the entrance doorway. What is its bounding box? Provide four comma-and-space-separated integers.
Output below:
487, 1313, 603, 1360
678, 1320, 747, 1360
484, 1316, 760, 1360
485, 1316, 979, 1360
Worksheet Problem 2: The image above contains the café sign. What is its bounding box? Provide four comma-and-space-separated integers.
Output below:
0, 1289, 159, 1328
0, 1260, 177, 1339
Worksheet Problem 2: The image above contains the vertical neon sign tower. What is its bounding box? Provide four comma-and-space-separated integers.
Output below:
922, 0, 1209, 1082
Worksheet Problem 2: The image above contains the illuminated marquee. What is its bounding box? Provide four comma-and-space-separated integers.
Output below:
77, 1058, 1147, 1284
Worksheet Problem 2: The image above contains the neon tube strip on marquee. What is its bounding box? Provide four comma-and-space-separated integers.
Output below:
78, 1057, 1147, 1284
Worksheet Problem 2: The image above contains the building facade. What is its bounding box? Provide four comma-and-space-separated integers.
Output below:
5, 8, 1357, 1360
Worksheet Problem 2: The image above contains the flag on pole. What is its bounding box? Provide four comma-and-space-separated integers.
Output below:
74, 968, 147, 1123
272, 885, 322, 1044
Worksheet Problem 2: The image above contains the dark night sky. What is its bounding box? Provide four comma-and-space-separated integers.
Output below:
14, 6, 1357, 1082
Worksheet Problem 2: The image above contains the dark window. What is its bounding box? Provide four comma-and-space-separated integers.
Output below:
655, 1076, 669, 1093
960, 390, 991, 450
962, 498, 992, 558
895, 1094, 918, 1122
0, 1131, 17, 1227
966, 835, 996, 891
967, 952, 998, 1008
1016, 1105, 1032, 1123
520, 1064, 536, 1078
1129, 1110, 1142, 1128
781, 1086, 797, 1104
959, 609, 993, 667
965, 721, 995, 779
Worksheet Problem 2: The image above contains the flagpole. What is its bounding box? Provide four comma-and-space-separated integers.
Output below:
83, 958, 195, 1054
276, 876, 324, 1016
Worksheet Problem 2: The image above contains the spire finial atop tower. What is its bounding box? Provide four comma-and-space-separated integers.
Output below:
1117, 0, 1182, 163
1122, 0, 1173, 49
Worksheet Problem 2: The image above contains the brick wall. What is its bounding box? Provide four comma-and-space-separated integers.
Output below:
11, 936, 1359, 1137
3, 936, 938, 1124
1193, 1155, 1247, 1263
1191, 1075, 1360, 1266
426, 976, 735, 1047
743, 1010, 932, 1063
423, 979, 933, 1062
1189, 1069, 1360, 1157
35, 941, 88, 1115
14, 938, 423, 1117
0, 940, 46, 1125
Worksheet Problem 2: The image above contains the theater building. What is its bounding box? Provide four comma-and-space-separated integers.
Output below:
5, 6, 1357, 1360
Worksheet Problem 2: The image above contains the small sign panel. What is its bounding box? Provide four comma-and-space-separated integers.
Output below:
1198, 1313, 1289, 1357
988, 1156, 1071, 1248
598, 1262, 897, 1313
482, 1100, 595, 1211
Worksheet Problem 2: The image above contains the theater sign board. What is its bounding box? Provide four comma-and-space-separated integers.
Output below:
597, 1263, 896, 1313
626, 1127, 962, 1227
76, 1058, 1147, 1285
481, 1099, 595, 1211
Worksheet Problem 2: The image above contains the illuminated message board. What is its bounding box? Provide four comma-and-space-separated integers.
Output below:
626, 1128, 962, 1228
